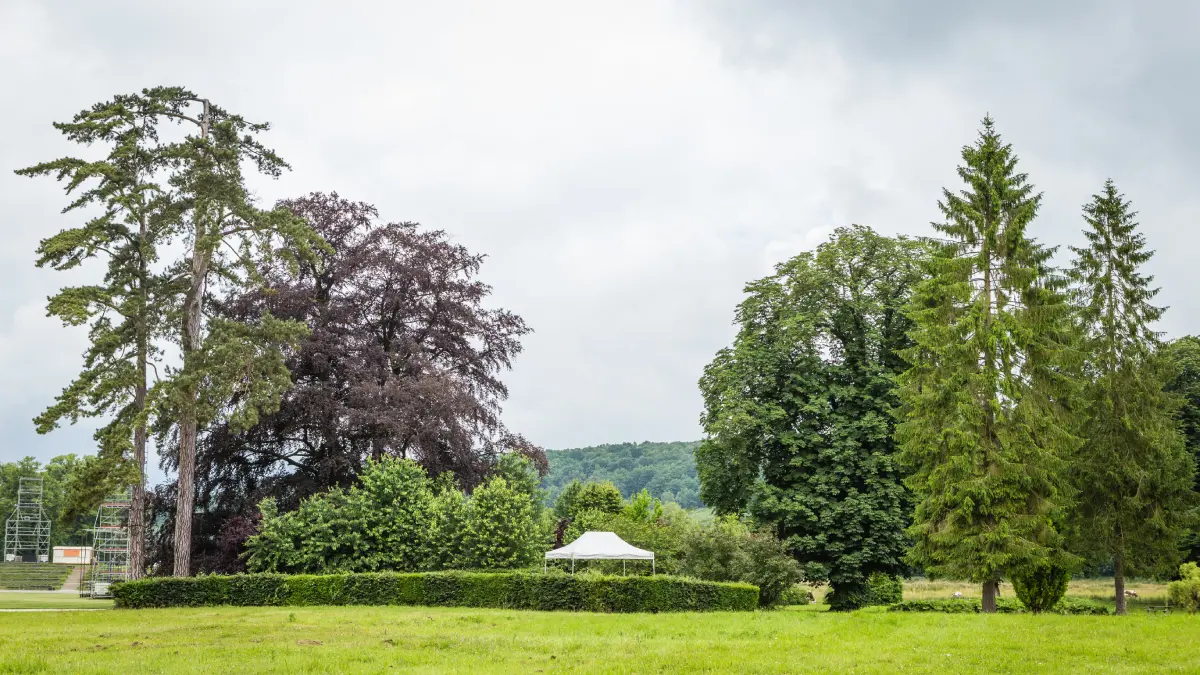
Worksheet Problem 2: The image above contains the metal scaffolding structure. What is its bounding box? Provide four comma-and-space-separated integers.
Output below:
81, 491, 131, 598
3, 477, 51, 563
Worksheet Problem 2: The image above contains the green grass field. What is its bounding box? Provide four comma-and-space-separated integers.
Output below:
0, 579, 1189, 673
0, 592, 111, 610
0, 603, 1196, 674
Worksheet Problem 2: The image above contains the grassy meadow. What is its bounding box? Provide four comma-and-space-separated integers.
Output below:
0, 578, 1189, 673
2, 603, 1196, 674
0, 592, 109, 610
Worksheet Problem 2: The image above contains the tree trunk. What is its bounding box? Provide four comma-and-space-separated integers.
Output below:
1114, 553, 1127, 616
173, 414, 196, 577
172, 230, 208, 578
172, 101, 212, 578
982, 579, 999, 613
129, 214, 149, 581
129, 380, 147, 580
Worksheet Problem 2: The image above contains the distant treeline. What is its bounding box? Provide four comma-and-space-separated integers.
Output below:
543, 441, 702, 508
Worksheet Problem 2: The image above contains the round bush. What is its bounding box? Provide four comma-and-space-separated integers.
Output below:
1011, 562, 1070, 613
867, 573, 903, 605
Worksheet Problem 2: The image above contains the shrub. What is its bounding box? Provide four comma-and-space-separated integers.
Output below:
780, 584, 814, 606
426, 483, 470, 570
888, 598, 1111, 615
245, 458, 435, 574
679, 516, 803, 607
1168, 562, 1200, 613
111, 571, 759, 612
737, 531, 805, 608
461, 476, 542, 570
867, 573, 903, 605
1011, 562, 1070, 613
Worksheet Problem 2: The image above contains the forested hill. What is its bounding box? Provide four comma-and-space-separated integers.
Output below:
542, 441, 703, 508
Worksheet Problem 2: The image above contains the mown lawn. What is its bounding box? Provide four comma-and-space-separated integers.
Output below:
0, 592, 111, 610
1, 604, 1196, 674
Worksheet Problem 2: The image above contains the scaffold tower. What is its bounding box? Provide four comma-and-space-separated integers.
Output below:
81, 491, 131, 598
3, 477, 51, 563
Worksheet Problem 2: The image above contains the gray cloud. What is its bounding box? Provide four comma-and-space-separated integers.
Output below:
1, 0, 1197, 482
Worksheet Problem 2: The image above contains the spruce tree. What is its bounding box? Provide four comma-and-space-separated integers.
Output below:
1067, 180, 1196, 614
896, 117, 1077, 612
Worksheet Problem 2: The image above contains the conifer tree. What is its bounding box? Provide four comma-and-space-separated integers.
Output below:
17, 91, 185, 579
22, 87, 320, 577
896, 118, 1078, 612
1067, 180, 1196, 614
151, 88, 320, 576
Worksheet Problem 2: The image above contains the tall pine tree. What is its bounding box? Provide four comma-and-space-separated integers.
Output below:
1067, 180, 1196, 614
896, 117, 1078, 613
17, 91, 184, 579
152, 88, 321, 575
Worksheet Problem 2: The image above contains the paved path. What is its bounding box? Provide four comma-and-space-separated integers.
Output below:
61, 565, 84, 592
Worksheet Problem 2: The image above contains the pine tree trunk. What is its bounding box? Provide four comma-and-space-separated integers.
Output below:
173, 415, 196, 577
172, 241, 208, 578
129, 379, 147, 580
129, 214, 149, 581
1114, 553, 1127, 616
982, 579, 998, 613
172, 101, 213, 578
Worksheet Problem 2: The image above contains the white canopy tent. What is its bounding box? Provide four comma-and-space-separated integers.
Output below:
544, 531, 655, 574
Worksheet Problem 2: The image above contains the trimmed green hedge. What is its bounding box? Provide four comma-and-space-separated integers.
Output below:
111, 571, 759, 613
888, 597, 1113, 615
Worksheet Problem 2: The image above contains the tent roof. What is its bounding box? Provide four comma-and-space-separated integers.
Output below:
544, 531, 654, 560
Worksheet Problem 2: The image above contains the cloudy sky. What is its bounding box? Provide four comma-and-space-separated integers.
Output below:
2, 1, 1197, 482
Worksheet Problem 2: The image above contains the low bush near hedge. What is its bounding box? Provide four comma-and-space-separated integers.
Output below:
888, 597, 1112, 615
112, 571, 759, 613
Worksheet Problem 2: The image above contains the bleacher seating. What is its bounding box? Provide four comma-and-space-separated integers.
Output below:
0, 562, 72, 590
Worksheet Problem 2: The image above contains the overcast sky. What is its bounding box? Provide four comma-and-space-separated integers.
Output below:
2, 1, 1197, 483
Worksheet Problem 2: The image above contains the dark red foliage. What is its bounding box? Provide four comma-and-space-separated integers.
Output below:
177, 193, 540, 570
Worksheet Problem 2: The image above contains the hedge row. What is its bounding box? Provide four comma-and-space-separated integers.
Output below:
888, 597, 1113, 615
111, 571, 759, 612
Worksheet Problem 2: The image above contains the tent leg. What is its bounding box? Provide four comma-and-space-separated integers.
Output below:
623, 561, 626, 576
652, 559, 655, 575
571, 558, 575, 574
544, 560, 547, 573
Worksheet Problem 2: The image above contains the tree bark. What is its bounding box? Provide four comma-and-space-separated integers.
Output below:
172, 247, 207, 577
129, 379, 146, 580
129, 211, 149, 581
982, 579, 999, 613
1114, 552, 1127, 616
171, 99, 211, 578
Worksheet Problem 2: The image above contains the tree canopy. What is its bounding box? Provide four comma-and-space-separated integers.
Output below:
896, 118, 1078, 612
1066, 180, 1196, 613
696, 225, 925, 609
161, 192, 540, 573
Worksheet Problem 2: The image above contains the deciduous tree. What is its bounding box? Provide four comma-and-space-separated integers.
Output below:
181, 194, 538, 569
697, 225, 924, 609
